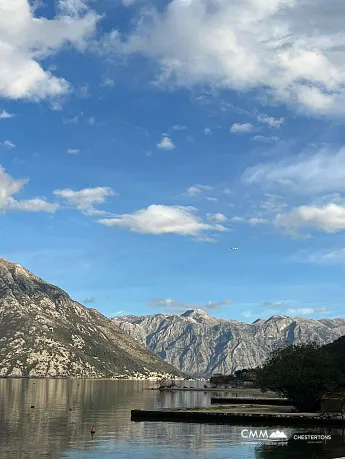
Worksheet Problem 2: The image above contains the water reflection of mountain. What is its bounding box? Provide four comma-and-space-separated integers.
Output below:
0, 380, 215, 458
1, 380, 345, 459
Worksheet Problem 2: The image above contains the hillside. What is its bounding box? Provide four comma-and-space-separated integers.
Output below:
0, 258, 180, 378
113, 309, 345, 377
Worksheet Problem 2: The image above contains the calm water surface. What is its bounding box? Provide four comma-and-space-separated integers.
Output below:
0, 379, 344, 459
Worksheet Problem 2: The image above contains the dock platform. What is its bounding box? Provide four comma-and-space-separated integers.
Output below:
211, 397, 291, 405
131, 408, 345, 427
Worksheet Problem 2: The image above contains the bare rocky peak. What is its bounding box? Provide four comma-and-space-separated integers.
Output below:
0, 258, 180, 379
113, 310, 345, 378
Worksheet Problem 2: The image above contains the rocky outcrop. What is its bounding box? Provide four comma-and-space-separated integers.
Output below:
0, 258, 181, 378
113, 309, 345, 378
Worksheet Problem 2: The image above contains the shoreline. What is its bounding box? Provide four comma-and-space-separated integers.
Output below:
0, 377, 196, 381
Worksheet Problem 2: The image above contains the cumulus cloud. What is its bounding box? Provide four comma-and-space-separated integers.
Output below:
97, 204, 228, 238
98, 0, 345, 116
257, 114, 284, 128
206, 197, 218, 202
0, 165, 58, 214
230, 123, 254, 134
204, 128, 212, 135
7, 198, 59, 213
2, 140, 15, 149
207, 213, 227, 222
54, 187, 115, 215
148, 297, 234, 313
0, 110, 15, 119
0, 0, 98, 101
67, 148, 80, 154
274, 202, 345, 236
186, 184, 212, 196
157, 135, 175, 150
243, 146, 345, 195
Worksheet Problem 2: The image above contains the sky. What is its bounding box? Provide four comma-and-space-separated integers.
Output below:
1, 0, 345, 322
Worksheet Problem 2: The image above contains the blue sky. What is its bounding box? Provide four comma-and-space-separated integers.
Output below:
1, 0, 345, 322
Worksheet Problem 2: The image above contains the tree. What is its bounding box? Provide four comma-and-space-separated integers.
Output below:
255, 343, 341, 411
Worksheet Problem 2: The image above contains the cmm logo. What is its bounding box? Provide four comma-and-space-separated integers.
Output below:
241, 429, 288, 441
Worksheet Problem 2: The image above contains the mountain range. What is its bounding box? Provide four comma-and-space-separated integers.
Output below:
0, 258, 180, 378
113, 309, 345, 378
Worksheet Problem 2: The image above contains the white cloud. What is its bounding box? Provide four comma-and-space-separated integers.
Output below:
2, 140, 15, 149
252, 135, 279, 143
263, 301, 290, 308
101, 0, 345, 116
274, 202, 345, 235
231, 216, 268, 225
157, 135, 175, 150
231, 216, 244, 223
98, 204, 228, 238
0, 0, 99, 101
88, 117, 97, 126
259, 195, 289, 213
172, 124, 188, 131
0, 110, 15, 119
54, 187, 115, 215
257, 114, 284, 128
247, 217, 268, 225
207, 213, 227, 222
230, 123, 254, 134
7, 198, 59, 213
0, 164, 58, 213
67, 148, 80, 154
287, 307, 328, 316
243, 146, 345, 195
101, 78, 115, 87
148, 297, 233, 312
63, 113, 82, 124
206, 197, 218, 202
204, 128, 212, 135
122, 0, 136, 5
186, 184, 212, 196
293, 248, 345, 266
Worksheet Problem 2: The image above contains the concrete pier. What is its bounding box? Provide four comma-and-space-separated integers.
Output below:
131, 408, 345, 427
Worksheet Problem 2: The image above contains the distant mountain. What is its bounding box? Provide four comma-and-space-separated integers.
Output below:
113, 309, 345, 378
0, 258, 180, 378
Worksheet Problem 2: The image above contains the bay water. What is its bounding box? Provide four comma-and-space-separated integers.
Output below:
0, 379, 344, 459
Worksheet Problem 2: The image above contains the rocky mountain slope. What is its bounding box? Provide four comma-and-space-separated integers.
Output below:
113, 309, 345, 378
0, 258, 180, 378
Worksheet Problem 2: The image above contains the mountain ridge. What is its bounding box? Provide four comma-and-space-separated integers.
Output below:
0, 258, 181, 379
113, 310, 345, 378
